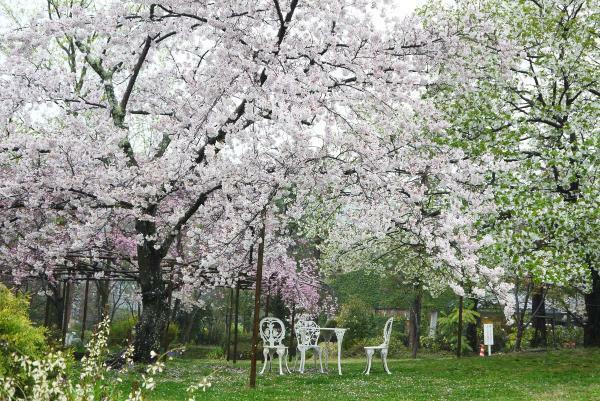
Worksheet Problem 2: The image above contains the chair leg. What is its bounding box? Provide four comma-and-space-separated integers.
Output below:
299, 348, 306, 373
276, 348, 284, 375
293, 348, 298, 371
259, 348, 269, 375
365, 349, 374, 375
268, 350, 273, 372
285, 349, 292, 373
318, 349, 324, 373
382, 349, 391, 374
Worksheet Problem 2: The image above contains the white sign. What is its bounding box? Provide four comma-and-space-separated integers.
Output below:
483, 324, 494, 346
429, 310, 438, 337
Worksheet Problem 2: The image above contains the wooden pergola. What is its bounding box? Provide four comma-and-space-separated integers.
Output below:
2, 240, 329, 388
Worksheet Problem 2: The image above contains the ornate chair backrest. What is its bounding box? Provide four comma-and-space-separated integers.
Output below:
259, 317, 286, 347
295, 320, 320, 347
382, 317, 394, 347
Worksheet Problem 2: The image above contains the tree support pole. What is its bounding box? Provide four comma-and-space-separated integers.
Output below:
249, 209, 266, 388
457, 295, 463, 358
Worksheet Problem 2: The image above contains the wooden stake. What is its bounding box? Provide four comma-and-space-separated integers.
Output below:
249, 210, 266, 388
457, 295, 463, 358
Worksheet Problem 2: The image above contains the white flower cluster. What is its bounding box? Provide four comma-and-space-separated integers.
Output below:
186, 377, 213, 401
0, 317, 206, 401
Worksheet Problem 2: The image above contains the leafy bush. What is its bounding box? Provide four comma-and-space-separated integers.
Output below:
337, 297, 377, 344
505, 325, 584, 351
165, 323, 180, 348
109, 317, 179, 348
109, 316, 137, 346
337, 318, 405, 357
0, 284, 47, 376
434, 306, 480, 354
553, 326, 582, 347
0, 317, 213, 401
206, 346, 225, 360
420, 335, 442, 352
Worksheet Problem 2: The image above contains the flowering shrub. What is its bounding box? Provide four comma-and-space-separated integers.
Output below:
0, 317, 212, 400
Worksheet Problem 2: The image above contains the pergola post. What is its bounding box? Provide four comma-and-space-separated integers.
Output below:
43, 283, 51, 328
61, 279, 72, 347
80, 278, 90, 341
233, 282, 241, 364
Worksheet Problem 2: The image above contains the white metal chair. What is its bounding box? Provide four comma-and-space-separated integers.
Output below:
295, 320, 324, 373
259, 317, 291, 375
363, 317, 393, 375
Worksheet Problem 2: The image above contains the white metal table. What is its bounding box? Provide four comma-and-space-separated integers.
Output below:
318, 328, 347, 375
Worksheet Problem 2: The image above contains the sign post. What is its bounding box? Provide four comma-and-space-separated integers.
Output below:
483, 323, 494, 356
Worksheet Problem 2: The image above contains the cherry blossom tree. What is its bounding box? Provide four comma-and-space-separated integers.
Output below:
1, 0, 441, 361
421, 0, 599, 345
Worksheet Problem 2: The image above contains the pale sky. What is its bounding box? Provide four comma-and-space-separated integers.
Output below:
1, 0, 430, 30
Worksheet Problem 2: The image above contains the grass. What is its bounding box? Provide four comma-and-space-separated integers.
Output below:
115, 348, 600, 400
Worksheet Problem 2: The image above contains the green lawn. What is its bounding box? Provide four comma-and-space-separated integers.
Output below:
117, 349, 600, 400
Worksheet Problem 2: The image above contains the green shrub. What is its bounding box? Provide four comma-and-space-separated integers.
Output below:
109, 317, 180, 349
435, 306, 480, 354
505, 326, 534, 351
505, 325, 583, 350
109, 316, 137, 346
555, 326, 583, 346
337, 297, 377, 344
420, 335, 442, 352
165, 322, 180, 348
206, 346, 225, 360
0, 284, 47, 376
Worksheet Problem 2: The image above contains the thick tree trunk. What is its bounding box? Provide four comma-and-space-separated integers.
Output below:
409, 290, 422, 359
466, 298, 479, 353
289, 303, 296, 359
514, 280, 532, 352
183, 308, 198, 344
46, 281, 64, 334
531, 285, 547, 348
584, 267, 600, 347
133, 234, 169, 362
96, 279, 110, 323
